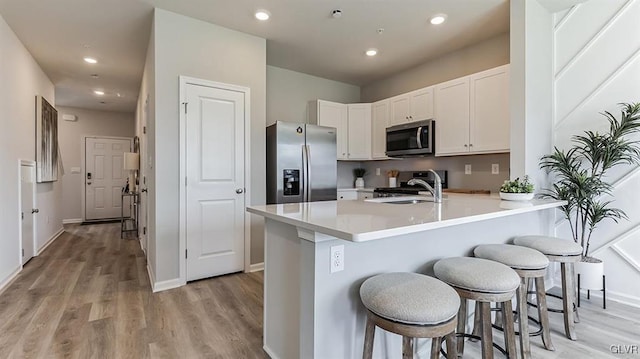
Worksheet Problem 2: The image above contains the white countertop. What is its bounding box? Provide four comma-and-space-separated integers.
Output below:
247, 194, 565, 242
337, 187, 375, 192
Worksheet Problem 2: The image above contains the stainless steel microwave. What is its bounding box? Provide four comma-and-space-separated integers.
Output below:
385, 119, 435, 157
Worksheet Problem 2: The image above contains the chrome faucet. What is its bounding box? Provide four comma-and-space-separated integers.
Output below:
407, 169, 442, 203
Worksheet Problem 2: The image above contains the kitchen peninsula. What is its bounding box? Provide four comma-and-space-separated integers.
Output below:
247, 194, 565, 359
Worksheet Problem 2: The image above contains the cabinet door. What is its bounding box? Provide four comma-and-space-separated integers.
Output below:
371, 100, 389, 159
409, 87, 434, 122
317, 100, 348, 160
389, 95, 410, 126
469, 65, 510, 153
347, 104, 372, 160
435, 77, 470, 156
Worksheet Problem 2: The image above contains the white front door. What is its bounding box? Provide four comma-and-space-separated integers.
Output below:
20, 163, 36, 264
85, 137, 132, 220
185, 82, 245, 281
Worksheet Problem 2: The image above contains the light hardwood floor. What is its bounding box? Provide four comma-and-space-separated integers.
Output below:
1, 223, 639, 358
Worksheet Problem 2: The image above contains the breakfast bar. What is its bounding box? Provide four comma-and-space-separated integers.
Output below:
247, 194, 565, 359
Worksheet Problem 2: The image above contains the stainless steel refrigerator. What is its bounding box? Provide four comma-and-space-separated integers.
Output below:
266, 121, 337, 204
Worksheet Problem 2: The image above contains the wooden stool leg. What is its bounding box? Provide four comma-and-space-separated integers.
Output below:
517, 278, 531, 359
560, 263, 578, 340
445, 332, 458, 359
471, 301, 482, 341
456, 299, 468, 355
429, 337, 440, 359
403, 336, 414, 359
535, 276, 555, 351
363, 314, 375, 359
501, 299, 517, 359
480, 302, 494, 359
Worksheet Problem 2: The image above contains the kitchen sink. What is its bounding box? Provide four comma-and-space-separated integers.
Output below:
365, 196, 436, 204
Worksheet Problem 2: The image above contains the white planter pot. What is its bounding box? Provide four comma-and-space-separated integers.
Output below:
499, 192, 534, 201
355, 177, 365, 189
575, 257, 604, 290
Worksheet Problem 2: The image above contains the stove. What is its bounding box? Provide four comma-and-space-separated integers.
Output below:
374, 170, 447, 197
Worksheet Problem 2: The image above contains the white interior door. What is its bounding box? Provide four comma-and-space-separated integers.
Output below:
85, 137, 132, 220
185, 82, 245, 281
20, 163, 36, 264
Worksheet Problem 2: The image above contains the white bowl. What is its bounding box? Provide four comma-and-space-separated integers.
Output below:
499, 192, 534, 201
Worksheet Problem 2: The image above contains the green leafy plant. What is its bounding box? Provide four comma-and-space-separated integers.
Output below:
353, 168, 366, 178
540, 102, 640, 258
500, 176, 534, 193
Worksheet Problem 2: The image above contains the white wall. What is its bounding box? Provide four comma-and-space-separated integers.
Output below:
0, 14, 61, 289
148, 9, 266, 283
552, 0, 640, 306
57, 106, 135, 222
361, 33, 510, 102
266, 65, 361, 125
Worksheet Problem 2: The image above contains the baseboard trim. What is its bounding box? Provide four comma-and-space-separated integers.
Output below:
249, 262, 264, 272
263, 345, 281, 359
579, 288, 640, 309
0, 267, 21, 296
147, 264, 183, 293
36, 227, 64, 256
62, 218, 82, 224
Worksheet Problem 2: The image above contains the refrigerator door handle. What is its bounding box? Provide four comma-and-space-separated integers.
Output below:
302, 144, 309, 202
306, 145, 312, 201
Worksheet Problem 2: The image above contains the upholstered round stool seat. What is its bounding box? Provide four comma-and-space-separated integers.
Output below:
434, 257, 520, 293
360, 272, 460, 325
474, 244, 549, 270
514, 235, 582, 257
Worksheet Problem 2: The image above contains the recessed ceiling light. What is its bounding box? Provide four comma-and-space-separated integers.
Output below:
255, 10, 270, 21
430, 14, 447, 25
94, 90, 105, 95
84, 57, 98, 64
365, 49, 378, 57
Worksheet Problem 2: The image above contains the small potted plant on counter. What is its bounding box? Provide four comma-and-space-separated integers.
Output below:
540, 102, 640, 294
499, 176, 535, 201
354, 168, 367, 188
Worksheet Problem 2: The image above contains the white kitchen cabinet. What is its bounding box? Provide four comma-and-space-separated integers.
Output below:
337, 190, 357, 200
389, 87, 434, 126
311, 100, 348, 159
435, 77, 470, 155
435, 65, 510, 156
347, 104, 372, 160
469, 65, 510, 153
309, 100, 371, 160
371, 99, 389, 159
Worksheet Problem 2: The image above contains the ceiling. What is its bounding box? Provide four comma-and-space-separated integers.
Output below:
0, 0, 512, 113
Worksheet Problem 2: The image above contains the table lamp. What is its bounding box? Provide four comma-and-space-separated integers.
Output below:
123, 152, 140, 193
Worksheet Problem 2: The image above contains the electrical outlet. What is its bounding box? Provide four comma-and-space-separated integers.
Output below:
376, 168, 381, 176
330, 245, 345, 273
491, 164, 500, 174
465, 164, 472, 175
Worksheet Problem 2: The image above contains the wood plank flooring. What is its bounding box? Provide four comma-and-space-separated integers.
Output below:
1, 222, 639, 358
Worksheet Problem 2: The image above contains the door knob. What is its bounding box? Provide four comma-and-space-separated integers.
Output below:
32, 209, 39, 214
236, 188, 244, 194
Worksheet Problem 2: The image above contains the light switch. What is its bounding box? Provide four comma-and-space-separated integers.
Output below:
71, 167, 81, 174
465, 164, 472, 175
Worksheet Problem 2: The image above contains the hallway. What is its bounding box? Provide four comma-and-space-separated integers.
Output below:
0, 223, 265, 358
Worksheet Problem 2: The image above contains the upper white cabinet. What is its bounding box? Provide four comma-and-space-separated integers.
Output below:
389, 87, 434, 126
371, 99, 389, 159
309, 100, 371, 160
347, 104, 372, 160
435, 65, 510, 156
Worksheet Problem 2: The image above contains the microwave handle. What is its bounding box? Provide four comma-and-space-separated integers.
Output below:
416, 127, 423, 149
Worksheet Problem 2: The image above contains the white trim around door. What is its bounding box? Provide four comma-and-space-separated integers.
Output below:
178, 76, 252, 286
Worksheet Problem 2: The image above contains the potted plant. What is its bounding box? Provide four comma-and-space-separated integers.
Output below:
540, 102, 640, 290
499, 176, 535, 201
354, 168, 367, 188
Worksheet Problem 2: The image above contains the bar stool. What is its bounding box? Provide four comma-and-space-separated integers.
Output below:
513, 235, 582, 340
360, 272, 460, 359
434, 257, 519, 359
474, 244, 555, 359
